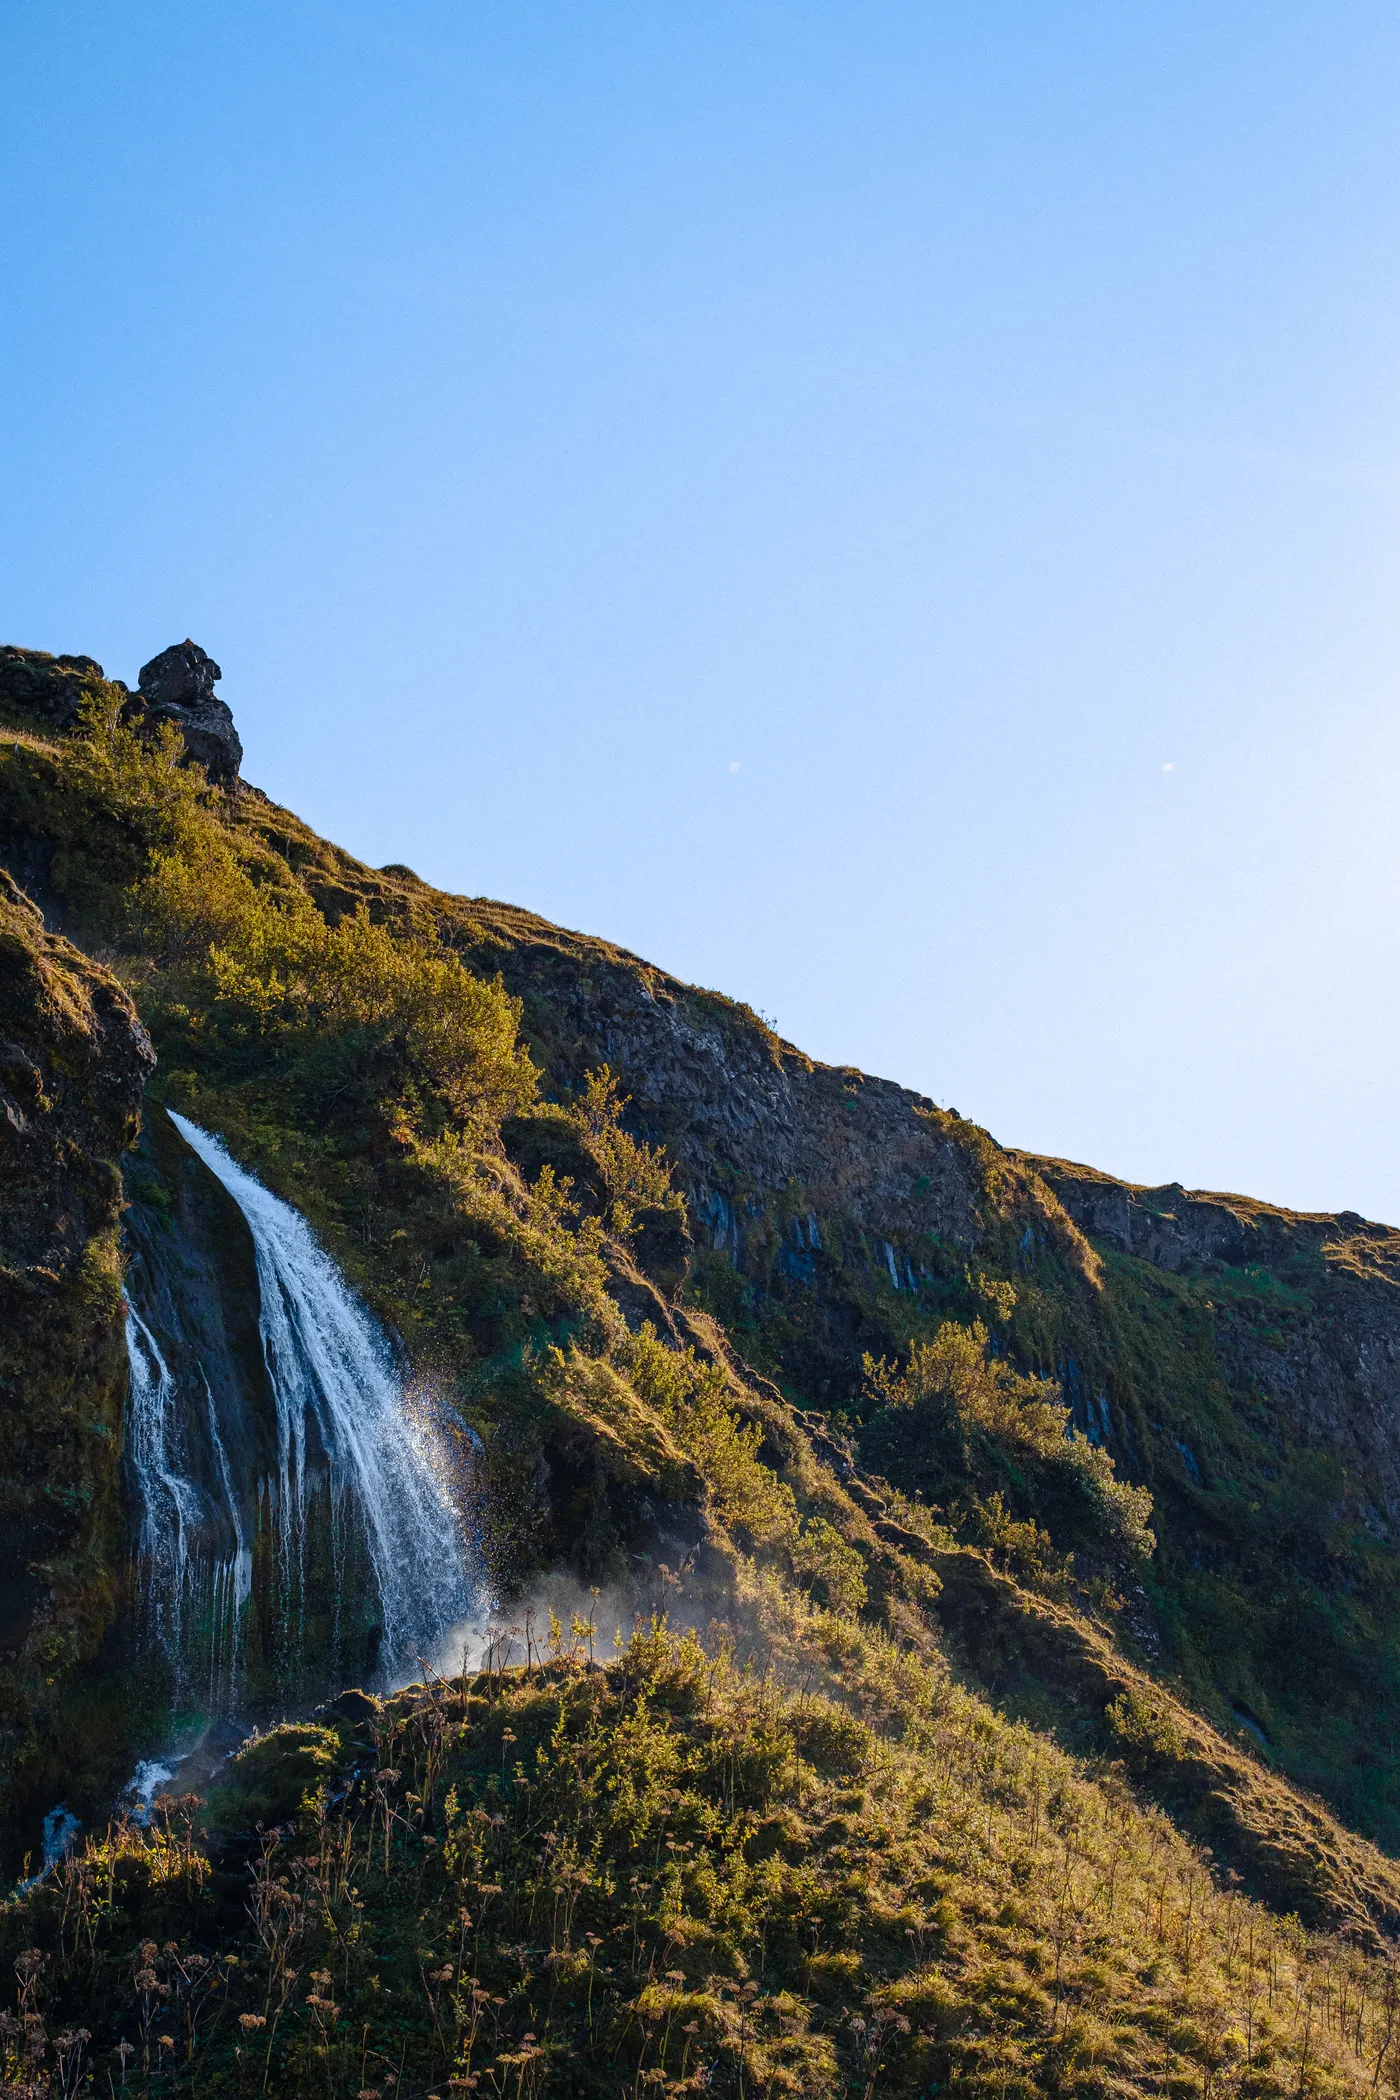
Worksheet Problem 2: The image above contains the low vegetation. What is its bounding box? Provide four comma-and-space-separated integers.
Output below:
7, 1620, 1400, 2100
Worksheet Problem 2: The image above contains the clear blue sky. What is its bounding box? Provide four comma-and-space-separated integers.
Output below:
6, 3, 1400, 1219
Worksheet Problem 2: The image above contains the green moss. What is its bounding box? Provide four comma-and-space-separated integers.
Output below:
199, 1723, 345, 1835
0, 864, 152, 1850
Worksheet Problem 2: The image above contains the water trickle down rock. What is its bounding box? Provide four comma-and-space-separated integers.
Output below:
121, 1106, 274, 1711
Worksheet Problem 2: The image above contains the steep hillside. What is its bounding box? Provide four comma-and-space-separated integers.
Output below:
214, 777, 1400, 1850
8, 1615, 1400, 2100
4, 642, 1400, 2091
0, 863, 153, 1836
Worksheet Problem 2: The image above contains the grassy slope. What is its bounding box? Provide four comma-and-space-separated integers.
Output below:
5, 683, 1400, 2086
6, 1614, 1400, 2100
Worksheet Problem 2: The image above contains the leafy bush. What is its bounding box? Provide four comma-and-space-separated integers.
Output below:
570, 1068, 686, 1237
789, 1513, 869, 1616
1105, 1686, 1187, 1768
619, 1325, 797, 1546
861, 1318, 1156, 1573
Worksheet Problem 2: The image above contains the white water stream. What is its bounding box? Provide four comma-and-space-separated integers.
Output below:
124, 1302, 250, 1694
124, 1115, 475, 1704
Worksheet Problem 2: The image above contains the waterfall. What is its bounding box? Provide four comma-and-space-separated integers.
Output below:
124, 1302, 251, 1701
123, 1113, 476, 1711
166, 1114, 473, 1684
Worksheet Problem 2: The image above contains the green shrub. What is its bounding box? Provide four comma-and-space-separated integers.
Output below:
1105, 1686, 1187, 1766
619, 1325, 797, 1545
789, 1514, 869, 1617
861, 1319, 1156, 1572
570, 1067, 686, 1237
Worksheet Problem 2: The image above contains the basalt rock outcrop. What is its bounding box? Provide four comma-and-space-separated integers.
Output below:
0, 638, 242, 790
136, 639, 242, 789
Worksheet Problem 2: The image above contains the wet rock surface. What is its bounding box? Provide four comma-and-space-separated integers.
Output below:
121, 1105, 278, 1578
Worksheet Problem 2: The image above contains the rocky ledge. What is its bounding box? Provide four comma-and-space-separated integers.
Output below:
0, 636, 242, 788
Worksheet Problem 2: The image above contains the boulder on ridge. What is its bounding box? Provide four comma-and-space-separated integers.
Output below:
137, 639, 242, 789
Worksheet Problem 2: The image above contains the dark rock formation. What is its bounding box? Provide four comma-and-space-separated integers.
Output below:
1025, 1156, 1282, 1272
0, 638, 243, 790
481, 934, 989, 1247
0, 869, 155, 1846
0, 646, 109, 732
137, 639, 242, 788
122, 1104, 277, 1516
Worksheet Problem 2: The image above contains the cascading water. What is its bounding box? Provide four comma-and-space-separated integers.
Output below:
123, 1303, 251, 1700
122, 1112, 477, 1715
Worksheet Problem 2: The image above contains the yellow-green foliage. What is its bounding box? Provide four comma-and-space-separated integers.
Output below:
5, 1626, 1400, 2098
1105, 1685, 1188, 1766
572, 1067, 686, 1234
863, 1319, 1156, 1572
621, 1325, 798, 1545
136, 826, 535, 1142
527, 1326, 871, 1618
67, 687, 212, 862
4, 692, 534, 1148
208, 897, 535, 1134
16, 695, 616, 1351
788, 1513, 869, 1618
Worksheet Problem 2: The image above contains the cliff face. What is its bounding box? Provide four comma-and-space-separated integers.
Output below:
379, 876, 1400, 1843
471, 914, 989, 1240
1032, 1156, 1400, 1534
0, 869, 154, 1831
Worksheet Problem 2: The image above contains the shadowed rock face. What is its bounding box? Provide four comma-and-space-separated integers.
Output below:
137, 640, 242, 789
0, 870, 154, 1279
121, 1104, 277, 1555
0, 869, 157, 1839
480, 933, 990, 1245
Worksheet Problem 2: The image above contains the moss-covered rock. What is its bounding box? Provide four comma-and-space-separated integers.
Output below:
198, 1722, 347, 1835
0, 868, 154, 1854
